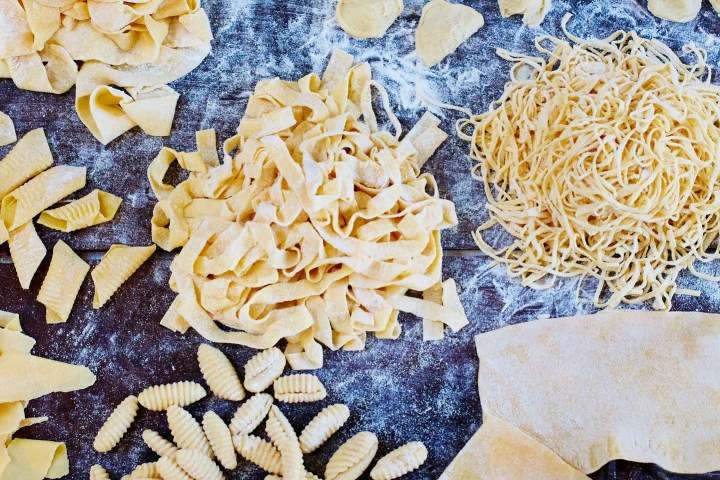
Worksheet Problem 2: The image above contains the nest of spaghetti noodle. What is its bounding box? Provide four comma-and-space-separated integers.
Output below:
461, 17, 720, 310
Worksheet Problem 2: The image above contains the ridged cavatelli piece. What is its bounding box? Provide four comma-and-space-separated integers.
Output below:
157, 456, 193, 480
299, 404, 350, 453
90, 464, 110, 480
176, 449, 224, 480
138, 381, 207, 411
273, 374, 327, 403
244, 347, 286, 393
370, 442, 428, 480
128, 461, 161, 478
202, 411, 237, 470
167, 406, 214, 458
266, 406, 304, 480
142, 429, 178, 458
264, 474, 321, 480
92, 244, 156, 309
325, 432, 378, 480
198, 344, 245, 401
232, 434, 282, 475
94, 395, 139, 453
229, 393, 273, 435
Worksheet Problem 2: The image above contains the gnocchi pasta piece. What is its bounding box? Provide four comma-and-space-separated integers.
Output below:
94, 395, 139, 453
157, 456, 193, 480
299, 404, 350, 453
198, 344, 245, 401
244, 347, 286, 393
325, 432, 378, 480
202, 411, 237, 470
273, 374, 327, 403
142, 429, 178, 458
266, 406, 304, 480
92, 244, 156, 308
175, 449, 224, 480
370, 442, 428, 480
127, 461, 161, 479
232, 434, 282, 475
90, 464, 110, 480
229, 393, 273, 435
138, 381, 207, 411
166, 405, 214, 458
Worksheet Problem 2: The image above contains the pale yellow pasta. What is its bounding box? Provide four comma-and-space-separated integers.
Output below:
90, 464, 110, 480
266, 406, 304, 480
326, 432, 378, 480
91, 244, 156, 308
299, 404, 350, 454
8, 221, 46, 289
0, 310, 21, 331
166, 405, 213, 458
138, 381, 206, 411
273, 374, 327, 404
0, 111, 16, 147
244, 348, 286, 393
1, 165, 86, 231
265, 474, 322, 480
38, 189, 122, 232
93, 395, 139, 453
0, 221, 8, 247
229, 393, 273, 435
37, 240, 90, 324
142, 429, 178, 458
232, 434, 282, 475
0, 128, 53, 199
156, 456, 193, 480
127, 461, 161, 479
202, 411, 237, 470
370, 442, 428, 480
175, 449, 223, 480
197, 343, 245, 401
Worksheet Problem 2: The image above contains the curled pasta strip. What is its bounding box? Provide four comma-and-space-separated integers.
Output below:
138, 381, 206, 411
244, 348, 286, 393
142, 429, 178, 458
202, 411, 237, 470
93, 395, 139, 453
370, 442, 428, 480
273, 374, 327, 403
175, 449, 223, 480
299, 404, 350, 454
326, 432, 378, 480
166, 405, 213, 458
232, 434, 282, 475
198, 343, 245, 401
229, 393, 274, 435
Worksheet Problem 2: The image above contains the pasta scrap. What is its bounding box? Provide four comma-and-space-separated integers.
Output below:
229, 393, 274, 436
299, 404, 350, 454
370, 441, 428, 480
244, 348, 286, 394
202, 411, 237, 470
273, 374, 327, 404
175, 449, 223, 480
166, 406, 213, 458
198, 344, 245, 401
325, 432, 378, 480
0, 128, 52, 199
38, 189, 122, 232
91, 244, 156, 308
8, 221, 46, 289
93, 395, 140, 453
232, 434, 282, 475
37, 240, 90, 324
137, 381, 206, 411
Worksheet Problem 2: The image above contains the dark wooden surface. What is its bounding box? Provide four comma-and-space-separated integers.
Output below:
2, 1, 720, 479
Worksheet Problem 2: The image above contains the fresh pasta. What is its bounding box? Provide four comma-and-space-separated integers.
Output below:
38, 189, 122, 232
459, 17, 720, 310
232, 434, 282, 475
266, 406, 304, 480
202, 411, 237, 470
370, 442, 428, 480
91, 244, 156, 308
156, 456, 193, 480
229, 393, 274, 436
325, 432, 379, 480
89, 464, 110, 480
0, 128, 53, 199
137, 381, 206, 411
37, 240, 90, 324
148, 50, 467, 368
273, 374, 327, 403
175, 449, 223, 480
8, 221, 46, 289
0, 111, 15, 146
197, 344, 245, 401
126, 461, 161, 479
166, 405, 213, 458
93, 395, 139, 453
299, 404, 350, 454
244, 348, 286, 393
142, 429, 178, 458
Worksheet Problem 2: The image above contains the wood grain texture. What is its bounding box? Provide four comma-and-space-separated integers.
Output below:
1, 0, 720, 478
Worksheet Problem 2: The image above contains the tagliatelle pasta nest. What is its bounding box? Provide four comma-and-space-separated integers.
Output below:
149, 50, 469, 369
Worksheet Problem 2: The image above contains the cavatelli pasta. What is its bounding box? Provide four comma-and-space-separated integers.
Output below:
273, 374, 326, 403
142, 429, 178, 458
0, 128, 53, 199
198, 344, 245, 401
157, 456, 193, 480
175, 449, 224, 480
202, 411, 237, 470
127, 461, 161, 479
232, 434, 282, 475
299, 404, 350, 453
244, 347, 286, 393
138, 381, 207, 411
94, 395, 139, 453
166, 405, 213, 458
90, 464, 110, 480
38, 189, 122, 232
92, 244, 156, 308
370, 442, 428, 480
325, 432, 378, 480
264, 473, 321, 480
8, 221, 46, 289
229, 393, 273, 435
37, 240, 90, 324
266, 406, 304, 480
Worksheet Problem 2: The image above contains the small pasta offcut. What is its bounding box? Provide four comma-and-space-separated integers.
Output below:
232, 434, 282, 475
299, 404, 350, 454
92, 244, 156, 308
198, 344, 245, 401
229, 393, 273, 435
166, 405, 213, 458
175, 449, 224, 480
138, 381, 206, 411
93, 395, 139, 453
326, 431, 379, 480
244, 348, 286, 393
370, 441, 428, 480
202, 411, 237, 470
273, 374, 327, 403
142, 429, 178, 458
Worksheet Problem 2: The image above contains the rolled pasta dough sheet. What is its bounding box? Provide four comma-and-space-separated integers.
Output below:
415, 0, 484, 67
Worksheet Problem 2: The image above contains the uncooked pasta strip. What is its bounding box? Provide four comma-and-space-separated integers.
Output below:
94, 395, 139, 453
91, 244, 156, 308
0, 111, 16, 146
38, 189, 122, 232
1, 165, 86, 231
8, 221, 46, 289
37, 241, 90, 324
0, 128, 53, 199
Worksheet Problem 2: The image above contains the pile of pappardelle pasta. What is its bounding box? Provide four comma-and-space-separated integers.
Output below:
148, 50, 469, 370
0, 0, 212, 144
